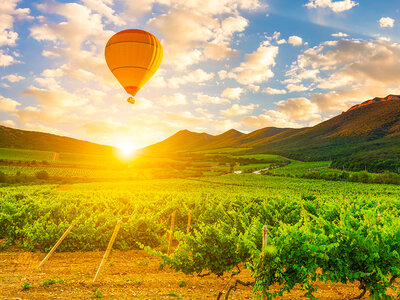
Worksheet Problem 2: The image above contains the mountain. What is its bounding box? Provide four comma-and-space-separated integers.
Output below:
144, 127, 295, 153
143, 95, 400, 167
0, 125, 114, 154
144, 130, 215, 153
347, 94, 400, 112
250, 94, 400, 160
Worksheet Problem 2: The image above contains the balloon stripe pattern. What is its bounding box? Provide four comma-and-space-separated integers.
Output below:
105, 29, 163, 97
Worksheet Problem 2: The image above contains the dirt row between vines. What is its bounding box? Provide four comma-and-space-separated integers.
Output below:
0, 249, 392, 299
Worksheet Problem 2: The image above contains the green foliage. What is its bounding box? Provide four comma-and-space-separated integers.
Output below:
41, 279, 56, 286
21, 281, 31, 290
332, 148, 400, 173
179, 280, 186, 288
90, 290, 103, 298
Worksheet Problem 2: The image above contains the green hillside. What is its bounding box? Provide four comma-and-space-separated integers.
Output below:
0, 125, 114, 155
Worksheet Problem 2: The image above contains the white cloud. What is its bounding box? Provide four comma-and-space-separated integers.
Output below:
0, 30, 18, 48
305, 0, 358, 13
13, 105, 63, 124
241, 110, 303, 129
168, 69, 214, 88
148, 9, 218, 69
2, 73, 24, 82
247, 84, 260, 92
196, 107, 214, 118
30, 2, 116, 83
0, 49, 18, 66
379, 17, 395, 28
1, 74, 25, 82
23, 85, 89, 108
275, 97, 320, 121
193, 93, 230, 105
288, 36, 303, 46
221, 103, 258, 117
0, 119, 16, 127
221, 87, 244, 100
0, 96, 20, 112
167, 0, 263, 16
292, 39, 400, 87
285, 38, 400, 113
164, 111, 205, 125
148, 7, 254, 69
120, 0, 158, 18
158, 93, 187, 106
82, 0, 125, 26
331, 32, 348, 37
42, 50, 61, 57
221, 40, 279, 85
213, 119, 242, 132
0, 0, 32, 47
263, 87, 287, 95
317, 73, 353, 89
133, 97, 154, 110
31, 2, 113, 50
286, 83, 308, 92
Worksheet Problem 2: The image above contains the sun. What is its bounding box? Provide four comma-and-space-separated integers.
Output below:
116, 141, 137, 158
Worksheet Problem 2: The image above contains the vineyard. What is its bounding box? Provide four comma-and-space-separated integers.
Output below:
1, 174, 400, 298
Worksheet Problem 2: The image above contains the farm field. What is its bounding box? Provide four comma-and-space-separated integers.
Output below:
1, 174, 400, 298
0, 148, 292, 181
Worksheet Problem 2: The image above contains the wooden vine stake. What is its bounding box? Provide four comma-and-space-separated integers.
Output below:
93, 220, 122, 282
167, 211, 176, 255
262, 225, 268, 248
38, 222, 76, 268
186, 210, 192, 234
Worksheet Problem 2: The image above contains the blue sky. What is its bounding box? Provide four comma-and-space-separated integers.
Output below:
1, 0, 400, 149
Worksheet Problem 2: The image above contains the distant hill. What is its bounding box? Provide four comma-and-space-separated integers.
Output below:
0, 125, 114, 155
144, 127, 292, 153
143, 95, 400, 171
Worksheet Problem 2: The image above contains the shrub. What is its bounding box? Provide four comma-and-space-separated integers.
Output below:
36, 170, 49, 180
0, 171, 7, 183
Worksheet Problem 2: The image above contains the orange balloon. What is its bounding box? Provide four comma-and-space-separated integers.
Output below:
105, 29, 163, 97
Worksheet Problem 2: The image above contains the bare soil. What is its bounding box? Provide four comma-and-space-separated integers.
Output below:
0, 249, 395, 299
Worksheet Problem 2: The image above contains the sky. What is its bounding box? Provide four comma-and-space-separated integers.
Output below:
1, 0, 400, 149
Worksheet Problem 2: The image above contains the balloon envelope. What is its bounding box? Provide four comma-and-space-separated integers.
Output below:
105, 29, 163, 97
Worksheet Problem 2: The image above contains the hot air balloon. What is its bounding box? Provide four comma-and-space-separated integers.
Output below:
105, 29, 163, 104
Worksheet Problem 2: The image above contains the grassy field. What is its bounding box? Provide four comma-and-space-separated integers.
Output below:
0, 148, 56, 162
233, 153, 290, 161
194, 147, 249, 154
269, 160, 332, 176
